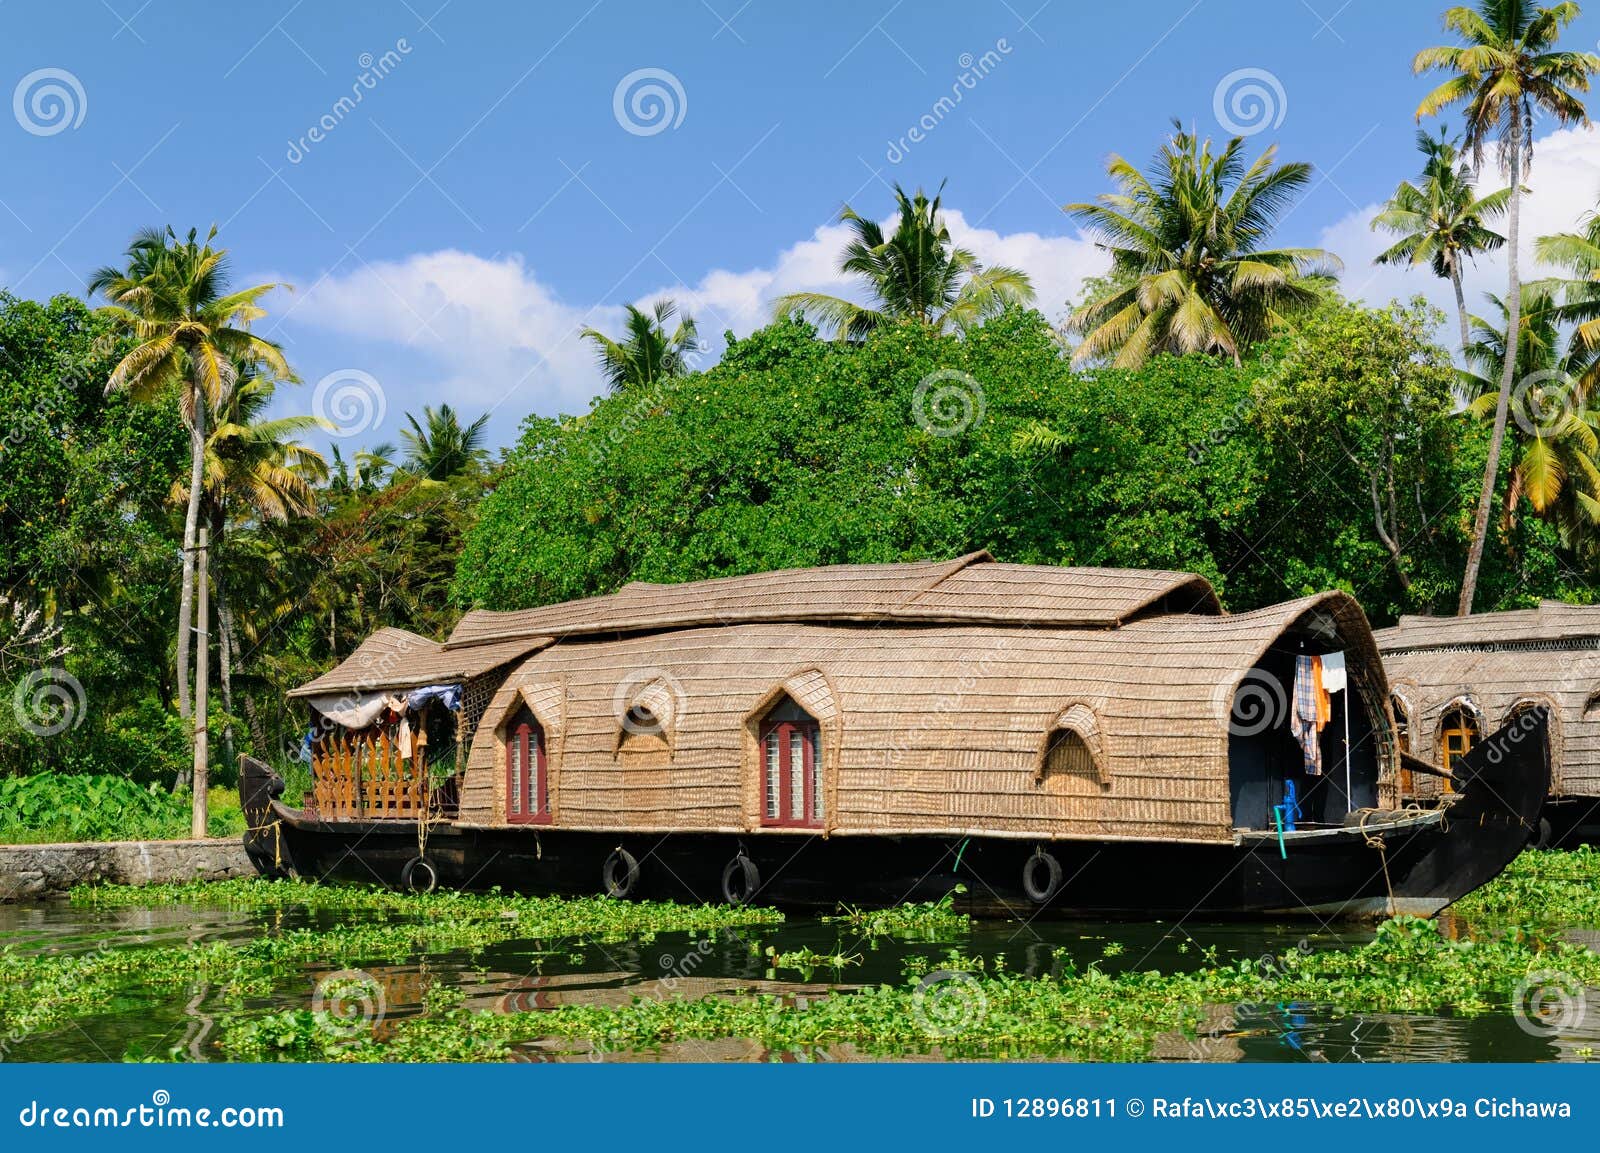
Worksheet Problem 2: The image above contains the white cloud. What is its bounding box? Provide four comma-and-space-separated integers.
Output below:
288, 212, 1109, 432
1322, 123, 1600, 335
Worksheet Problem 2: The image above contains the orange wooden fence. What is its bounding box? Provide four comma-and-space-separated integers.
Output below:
310, 727, 428, 819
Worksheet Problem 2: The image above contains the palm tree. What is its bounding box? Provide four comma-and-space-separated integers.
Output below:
399, 404, 490, 481
1414, 0, 1598, 614
581, 300, 700, 392
771, 183, 1034, 339
1535, 204, 1600, 396
88, 226, 292, 729
1064, 122, 1340, 367
1372, 128, 1511, 350
1459, 284, 1600, 528
186, 368, 329, 767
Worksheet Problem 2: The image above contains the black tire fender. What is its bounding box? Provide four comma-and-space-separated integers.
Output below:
603, 847, 642, 899
400, 855, 438, 894
721, 853, 760, 905
1022, 848, 1063, 904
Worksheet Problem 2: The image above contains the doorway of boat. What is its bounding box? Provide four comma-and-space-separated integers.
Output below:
1226, 607, 1384, 832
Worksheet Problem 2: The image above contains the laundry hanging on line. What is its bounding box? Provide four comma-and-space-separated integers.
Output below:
1291, 654, 1327, 776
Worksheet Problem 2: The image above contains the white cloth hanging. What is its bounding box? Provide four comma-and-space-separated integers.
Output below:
1321, 651, 1347, 694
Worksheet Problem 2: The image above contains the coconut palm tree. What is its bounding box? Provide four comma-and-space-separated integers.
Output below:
581, 300, 701, 392
185, 368, 329, 767
88, 226, 292, 729
1459, 284, 1600, 530
1414, 0, 1598, 614
771, 183, 1033, 339
1372, 128, 1511, 350
1535, 204, 1600, 395
399, 404, 490, 482
1064, 122, 1340, 368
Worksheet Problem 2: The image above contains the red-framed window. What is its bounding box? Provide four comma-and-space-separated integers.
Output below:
506, 707, 550, 825
759, 699, 822, 828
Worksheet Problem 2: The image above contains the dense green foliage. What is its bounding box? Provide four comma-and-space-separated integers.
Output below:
455, 303, 1571, 620
0, 849, 1584, 1062
0, 774, 240, 843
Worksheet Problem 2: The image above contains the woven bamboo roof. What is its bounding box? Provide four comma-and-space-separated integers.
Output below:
287, 627, 551, 698
445, 552, 1221, 648
1375, 604, 1600, 798
455, 589, 1389, 844
1375, 601, 1600, 652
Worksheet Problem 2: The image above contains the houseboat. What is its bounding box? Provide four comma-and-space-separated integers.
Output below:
1376, 602, 1600, 846
241, 553, 1545, 917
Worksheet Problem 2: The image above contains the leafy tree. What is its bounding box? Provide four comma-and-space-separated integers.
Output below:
1459, 285, 1600, 530
771, 184, 1033, 339
400, 404, 490, 482
191, 369, 329, 766
1534, 202, 1600, 397
1414, 0, 1599, 613
1371, 128, 1511, 349
1251, 298, 1466, 610
1064, 122, 1339, 367
88, 226, 293, 722
581, 300, 700, 391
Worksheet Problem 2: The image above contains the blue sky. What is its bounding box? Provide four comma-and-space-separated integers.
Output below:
5, 0, 1600, 452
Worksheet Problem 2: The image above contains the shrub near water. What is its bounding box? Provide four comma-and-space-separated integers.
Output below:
0, 773, 241, 843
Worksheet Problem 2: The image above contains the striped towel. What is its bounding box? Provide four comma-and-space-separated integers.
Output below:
1291, 654, 1323, 776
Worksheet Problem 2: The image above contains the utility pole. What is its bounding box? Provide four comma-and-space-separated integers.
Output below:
191, 527, 210, 839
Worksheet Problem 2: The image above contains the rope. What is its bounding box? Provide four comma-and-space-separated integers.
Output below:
244, 819, 283, 869
1356, 810, 1396, 918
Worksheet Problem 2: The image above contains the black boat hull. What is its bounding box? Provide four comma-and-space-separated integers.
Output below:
239, 709, 1548, 920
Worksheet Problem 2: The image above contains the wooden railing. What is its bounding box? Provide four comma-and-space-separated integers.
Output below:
310, 728, 428, 820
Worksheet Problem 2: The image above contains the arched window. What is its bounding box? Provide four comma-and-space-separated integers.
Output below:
1035, 703, 1110, 790
759, 698, 821, 828
1439, 704, 1480, 783
505, 706, 549, 824
1391, 695, 1412, 754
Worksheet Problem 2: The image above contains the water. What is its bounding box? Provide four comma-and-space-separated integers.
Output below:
0, 901, 1593, 1062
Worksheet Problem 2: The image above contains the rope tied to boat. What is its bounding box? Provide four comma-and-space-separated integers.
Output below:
1356, 810, 1396, 918
245, 819, 283, 869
